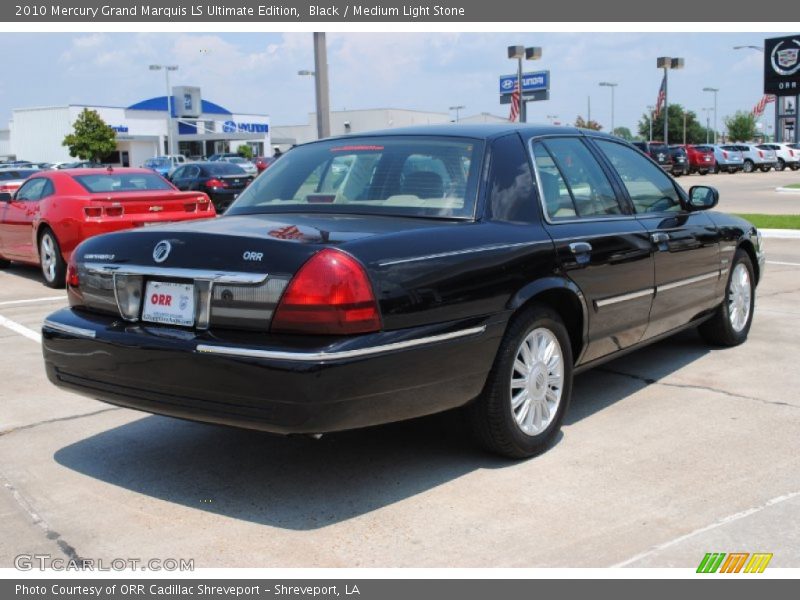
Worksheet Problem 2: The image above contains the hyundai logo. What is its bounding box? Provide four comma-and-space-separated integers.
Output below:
153, 240, 172, 263
501, 79, 515, 90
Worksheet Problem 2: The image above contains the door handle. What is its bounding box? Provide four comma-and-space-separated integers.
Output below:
569, 242, 593, 254
651, 232, 670, 244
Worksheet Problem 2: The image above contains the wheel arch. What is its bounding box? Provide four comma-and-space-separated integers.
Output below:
737, 238, 760, 285
507, 276, 588, 365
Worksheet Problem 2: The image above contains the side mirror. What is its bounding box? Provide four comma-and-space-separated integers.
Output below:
0, 192, 11, 202
687, 186, 718, 211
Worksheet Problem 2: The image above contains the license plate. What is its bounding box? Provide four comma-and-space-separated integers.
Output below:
142, 221, 174, 227
142, 281, 195, 327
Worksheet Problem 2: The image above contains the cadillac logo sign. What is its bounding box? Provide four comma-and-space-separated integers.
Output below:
765, 35, 800, 95
153, 240, 172, 263
771, 39, 800, 76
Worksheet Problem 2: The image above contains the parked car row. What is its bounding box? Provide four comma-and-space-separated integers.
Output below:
632, 142, 798, 175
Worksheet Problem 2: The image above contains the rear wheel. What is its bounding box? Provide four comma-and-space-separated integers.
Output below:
743, 160, 754, 173
699, 169, 708, 175
777, 158, 786, 171
699, 250, 755, 347
39, 228, 66, 288
467, 304, 573, 459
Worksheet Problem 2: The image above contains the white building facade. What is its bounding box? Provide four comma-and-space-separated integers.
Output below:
2, 88, 271, 165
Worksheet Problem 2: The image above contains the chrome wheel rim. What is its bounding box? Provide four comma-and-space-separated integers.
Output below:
40, 234, 56, 282
728, 263, 752, 333
510, 328, 564, 436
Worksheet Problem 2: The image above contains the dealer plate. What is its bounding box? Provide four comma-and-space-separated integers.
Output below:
142, 281, 195, 327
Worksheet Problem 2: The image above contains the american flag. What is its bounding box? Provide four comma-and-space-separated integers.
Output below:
508, 79, 520, 123
654, 74, 667, 118
752, 94, 776, 118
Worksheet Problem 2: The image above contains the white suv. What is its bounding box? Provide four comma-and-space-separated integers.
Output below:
758, 144, 800, 171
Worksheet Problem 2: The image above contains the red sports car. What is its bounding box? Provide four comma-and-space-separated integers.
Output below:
0, 167, 216, 287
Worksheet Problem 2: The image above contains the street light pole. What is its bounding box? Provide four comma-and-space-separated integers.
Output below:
149, 64, 178, 156
313, 33, 331, 139
599, 82, 618, 135
647, 105, 655, 142
449, 105, 465, 123
507, 45, 542, 123
703, 87, 719, 144
657, 57, 684, 145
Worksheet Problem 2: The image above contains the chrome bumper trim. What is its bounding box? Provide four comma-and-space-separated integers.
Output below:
43, 320, 96, 339
83, 263, 268, 284
196, 325, 487, 362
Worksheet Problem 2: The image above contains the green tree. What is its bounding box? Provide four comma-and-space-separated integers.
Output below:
724, 111, 758, 142
612, 126, 633, 141
574, 115, 602, 131
637, 104, 712, 145
62, 109, 117, 162
237, 144, 254, 159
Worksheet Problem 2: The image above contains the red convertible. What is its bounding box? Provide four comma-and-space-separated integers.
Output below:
0, 168, 216, 287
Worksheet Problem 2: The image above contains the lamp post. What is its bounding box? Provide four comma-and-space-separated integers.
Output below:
702, 108, 713, 143
703, 87, 719, 144
149, 64, 178, 156
599, 82, 618, 135
507, 45, 542, 123
449, 105, 465, 123
299, 34, 331, 140
656, 57, 684, 145
647, 105, 655, 142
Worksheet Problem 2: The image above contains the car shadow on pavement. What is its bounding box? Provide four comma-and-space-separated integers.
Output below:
2, 263, 51, 286
53, 329, 711, 530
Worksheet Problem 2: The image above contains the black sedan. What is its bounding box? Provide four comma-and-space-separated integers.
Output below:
168, 161, 254, 213
668, 145, 690, 177
41, 125, 764, 458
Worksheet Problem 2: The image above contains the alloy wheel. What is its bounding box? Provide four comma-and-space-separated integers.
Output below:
728, 263, 752, 333
40, 233, 56, 282
510, 328, 564, 436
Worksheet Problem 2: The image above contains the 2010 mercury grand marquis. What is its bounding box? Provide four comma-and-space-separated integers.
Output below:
41, 125, 764, 458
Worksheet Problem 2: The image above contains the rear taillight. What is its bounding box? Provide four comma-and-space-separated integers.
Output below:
205, 178, 226, 188
791, 150, 795, 157
758, 150, 764, 158
105, 206, 124, 217
723, 150, 728, 159
66, 254, 82, 306
84, 207, 102, 217
271, 248, 381, 335
84, 206, 124, 217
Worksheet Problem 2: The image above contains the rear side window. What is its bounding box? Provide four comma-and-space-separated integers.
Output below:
594, 139, 681, 214
487, 134, 537, 223
532, 137, 621, 220
74, 173, 173, 192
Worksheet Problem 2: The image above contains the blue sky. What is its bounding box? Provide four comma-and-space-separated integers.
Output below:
0, 32, 784, 133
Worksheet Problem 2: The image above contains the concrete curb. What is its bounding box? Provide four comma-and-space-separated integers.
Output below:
775, 187, 800, 193
761, 228, 800, 239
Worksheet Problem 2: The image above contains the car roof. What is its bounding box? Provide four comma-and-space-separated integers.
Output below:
58, 167, 160, 176
316, 123, 622, 142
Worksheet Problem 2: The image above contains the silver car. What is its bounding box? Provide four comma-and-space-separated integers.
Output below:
713, 145, 744, 173
731, 144, 778, 173
758, 143, 800, 171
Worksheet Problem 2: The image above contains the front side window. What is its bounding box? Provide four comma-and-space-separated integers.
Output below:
227, 136, 483, 219
15, 177, 48, 201
532, 137, 621, 220
594, 139, 681, 214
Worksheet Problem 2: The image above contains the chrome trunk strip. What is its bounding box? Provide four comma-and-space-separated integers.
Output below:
83, 263, 268, 284
43, 320, 96, 339
196, 325, 487, 362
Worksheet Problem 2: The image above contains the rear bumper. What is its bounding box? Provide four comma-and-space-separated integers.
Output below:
42, 308, 504, 434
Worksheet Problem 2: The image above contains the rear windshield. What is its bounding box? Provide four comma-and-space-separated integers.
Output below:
649, 144, 668, 152
721, 145, 741, 151
0, 169, 39, 180
207, 163, 246, 175
145, 158, 171, 168
226, 136, 484, 219
693, 145, 713, 152
74, 172, 173, 193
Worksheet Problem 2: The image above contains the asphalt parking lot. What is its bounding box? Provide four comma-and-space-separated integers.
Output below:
1, 172, 799, 569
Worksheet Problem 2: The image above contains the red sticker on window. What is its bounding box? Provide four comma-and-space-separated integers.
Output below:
330, 145, 384, 152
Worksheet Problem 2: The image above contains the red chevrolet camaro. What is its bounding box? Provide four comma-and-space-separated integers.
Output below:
0, 167, 216, 287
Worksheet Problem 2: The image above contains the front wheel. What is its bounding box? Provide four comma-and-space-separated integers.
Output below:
467, 304, 573, 458
39, 229, 66, 288
743, 160, 754, 173
699, 250, 755, 346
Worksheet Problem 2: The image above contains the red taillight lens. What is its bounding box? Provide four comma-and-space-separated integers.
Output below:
84, 207, 102, 217
105, 206, 124, 217
205, 178, 225, 188
723, 150, 728, 158
791, 150, 795, 157
758, 150, 764, 158
272, 248, 381, 335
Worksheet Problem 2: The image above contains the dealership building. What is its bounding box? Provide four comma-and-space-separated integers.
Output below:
0, 86, 271, 166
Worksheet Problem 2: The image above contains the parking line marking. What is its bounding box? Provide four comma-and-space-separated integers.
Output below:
0, 314, 41, 343
0, 296, 65, 307
767, 260, 800, 267
611, 490, 800, 568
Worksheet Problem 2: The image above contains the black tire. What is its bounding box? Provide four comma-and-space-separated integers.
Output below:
743, 160, 754, 173
791, 163, 800, 171
467, 304, 574, 459
38, 228, 66, 288
760, 166, 771, 172
777, 158, 786, 171
698, 250, 755, 347
0, 256, 9, 268
699, 170, 708, 176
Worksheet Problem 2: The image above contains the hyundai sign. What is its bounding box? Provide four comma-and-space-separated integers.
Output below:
499, 71, 550, 95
